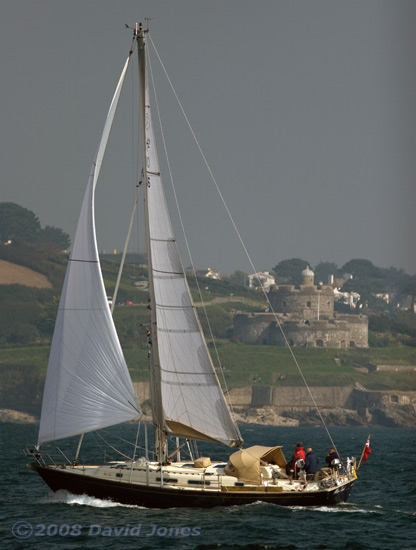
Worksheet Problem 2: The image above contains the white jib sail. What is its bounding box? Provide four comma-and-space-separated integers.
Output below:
141, 38, 241, 447
38, 56, 141, 446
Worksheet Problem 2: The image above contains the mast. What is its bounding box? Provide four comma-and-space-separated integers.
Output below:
136, 24, 167, 463
135, 24, 242, 453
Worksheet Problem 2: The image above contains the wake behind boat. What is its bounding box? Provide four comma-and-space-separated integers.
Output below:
26, 24, 356, 508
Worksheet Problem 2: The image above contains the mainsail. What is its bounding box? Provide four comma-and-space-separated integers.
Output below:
38, 56, 141, 446
138, 31, 241, 447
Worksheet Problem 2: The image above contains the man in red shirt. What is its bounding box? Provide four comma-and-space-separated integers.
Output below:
294, 442, 305, 461
286, 442, 305, 477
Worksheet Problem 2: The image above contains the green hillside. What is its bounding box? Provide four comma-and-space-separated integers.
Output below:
1, 238, 415, 405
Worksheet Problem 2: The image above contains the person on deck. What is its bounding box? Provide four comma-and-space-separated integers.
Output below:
325, 448, 340, 468
286, 442, 305, 477
304, 447, 319, 475
294, 442, 305, 461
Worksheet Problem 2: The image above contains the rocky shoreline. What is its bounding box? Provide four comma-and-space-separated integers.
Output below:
2, 367, 415, 428
232, 403, 416, 428
0, 409, 38, 424
2, 402, 414, 428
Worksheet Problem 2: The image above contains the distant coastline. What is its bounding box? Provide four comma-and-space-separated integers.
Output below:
3, 379, 415, 429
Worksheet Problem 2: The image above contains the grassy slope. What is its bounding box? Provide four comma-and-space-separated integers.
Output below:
1, 339, 415, 391
1, 256, 414, 393
210, 340, 416, 391
0, 260, 53, 288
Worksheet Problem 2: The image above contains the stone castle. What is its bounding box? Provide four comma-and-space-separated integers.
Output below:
233, 267, 368, 348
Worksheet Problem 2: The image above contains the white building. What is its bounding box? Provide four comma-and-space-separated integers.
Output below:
248, 271, 275, 291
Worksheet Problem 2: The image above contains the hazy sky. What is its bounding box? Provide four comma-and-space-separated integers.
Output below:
1, 0, 415, 276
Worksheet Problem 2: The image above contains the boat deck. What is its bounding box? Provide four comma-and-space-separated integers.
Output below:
34, 458, 354, 495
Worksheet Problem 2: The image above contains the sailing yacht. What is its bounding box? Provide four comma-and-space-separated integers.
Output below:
27, 24, 356, 508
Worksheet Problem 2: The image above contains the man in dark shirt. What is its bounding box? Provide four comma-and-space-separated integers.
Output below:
305, 447, 319, 475
325, 448, 340, 468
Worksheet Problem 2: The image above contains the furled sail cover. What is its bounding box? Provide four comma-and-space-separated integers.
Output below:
143, 50, 241, 447
38, 57, 141, 446
224, 446, 287, 485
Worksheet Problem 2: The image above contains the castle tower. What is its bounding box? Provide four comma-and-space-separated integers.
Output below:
234, 265, 368, 348
302, 266, 314, 286
268, 266, 334, 320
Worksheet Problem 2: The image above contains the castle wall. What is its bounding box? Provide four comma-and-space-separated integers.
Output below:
269, 285, 334, 320
233, 274, 368, 348
270, 386, 354, 408
132, 383, 415, 416
272, 317, 368, 348
233, 314, 368, 348
334, 314, 369, 348
133, 382, 151, 403
233, 313, 275, 345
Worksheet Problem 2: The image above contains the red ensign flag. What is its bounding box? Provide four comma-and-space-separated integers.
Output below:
363, 435, 372, 463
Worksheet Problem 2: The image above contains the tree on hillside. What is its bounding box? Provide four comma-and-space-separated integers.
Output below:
229, 270, 248, 287
341, 259, 384, 279
380, 267, 415, 296
340, 259, 389, 309
342, 277, 385, 309
314, 261, 340, 285
272, 258, 310, 285
0, 202, 70, 249
37, 295, 60, 335
402, 275, 416, 296
0, 202, 41, 242
39, 225, 70, 250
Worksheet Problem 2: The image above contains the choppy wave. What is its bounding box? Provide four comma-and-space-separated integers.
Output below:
39, 490, 142, 509
4, 424, 416, 550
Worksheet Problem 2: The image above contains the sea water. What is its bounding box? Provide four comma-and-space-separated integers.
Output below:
1, 423, 415, 549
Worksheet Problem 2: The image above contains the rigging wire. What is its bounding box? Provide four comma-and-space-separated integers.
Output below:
91, 429, 152, 461
147, 33, 339, 454
87, 430, 129, 460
